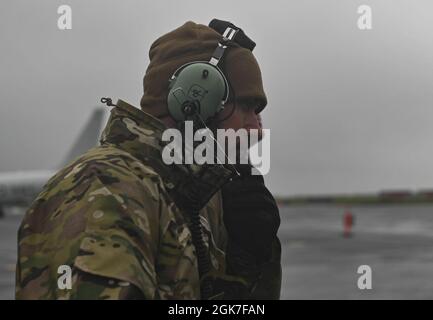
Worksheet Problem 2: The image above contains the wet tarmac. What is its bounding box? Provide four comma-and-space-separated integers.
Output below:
2, 204, 433, 299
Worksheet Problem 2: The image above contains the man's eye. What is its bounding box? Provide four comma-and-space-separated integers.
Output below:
239, 104, 248, 111
239, 102, 257, 112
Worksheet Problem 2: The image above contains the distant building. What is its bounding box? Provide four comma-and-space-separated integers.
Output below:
379, 190, 413, 201
417, 189, 433, 199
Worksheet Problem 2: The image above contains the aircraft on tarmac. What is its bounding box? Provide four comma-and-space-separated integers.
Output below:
0, 108, 107, 216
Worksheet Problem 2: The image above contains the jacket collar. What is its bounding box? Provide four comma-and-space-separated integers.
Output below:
100, 99, 236, 211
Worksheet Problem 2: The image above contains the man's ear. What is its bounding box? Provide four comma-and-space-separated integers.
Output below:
213, 102, 237, 128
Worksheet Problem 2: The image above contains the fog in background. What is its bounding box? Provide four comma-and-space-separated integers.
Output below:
1, 0, 432, 197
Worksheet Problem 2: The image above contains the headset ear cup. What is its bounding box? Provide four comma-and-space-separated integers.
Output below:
167, 62, 228, 124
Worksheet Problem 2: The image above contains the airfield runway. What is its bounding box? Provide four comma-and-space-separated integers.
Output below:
1, 204, 433, 299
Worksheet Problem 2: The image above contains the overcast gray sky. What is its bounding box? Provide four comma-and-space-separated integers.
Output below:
1, 0, 432, 197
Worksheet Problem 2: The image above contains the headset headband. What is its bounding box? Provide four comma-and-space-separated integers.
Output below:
209, 26, 238, 66
208, 19, 256, 51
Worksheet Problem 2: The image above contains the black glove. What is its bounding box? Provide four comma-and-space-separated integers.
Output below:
221, 164, 280, 265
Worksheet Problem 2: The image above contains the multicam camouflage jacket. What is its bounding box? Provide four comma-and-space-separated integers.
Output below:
16, 99, 281, 300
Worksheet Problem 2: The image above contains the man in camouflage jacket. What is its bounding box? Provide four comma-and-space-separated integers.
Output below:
16, 21, 281, 300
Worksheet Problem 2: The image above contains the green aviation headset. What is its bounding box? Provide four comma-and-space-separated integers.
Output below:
167, 19, 256, 128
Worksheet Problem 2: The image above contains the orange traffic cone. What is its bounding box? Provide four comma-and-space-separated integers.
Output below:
343, 209, 354, 238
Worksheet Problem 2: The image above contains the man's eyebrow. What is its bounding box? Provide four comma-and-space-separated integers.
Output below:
236, 97, 266, 113
236, 97, 259, 106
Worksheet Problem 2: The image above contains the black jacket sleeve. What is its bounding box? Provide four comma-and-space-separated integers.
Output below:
220, 164, 282, 299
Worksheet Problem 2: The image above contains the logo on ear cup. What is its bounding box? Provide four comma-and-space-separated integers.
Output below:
188, 84, 208, 101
